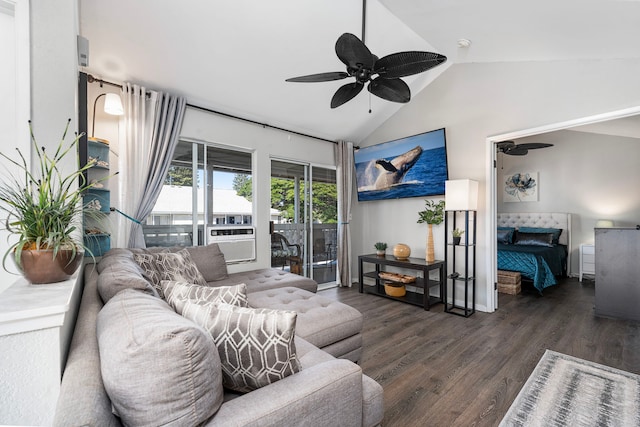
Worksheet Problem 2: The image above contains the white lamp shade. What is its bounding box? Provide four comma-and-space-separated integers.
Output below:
445, 179, 478, 211
595, 219, 614, 228
104, 93, 124, 115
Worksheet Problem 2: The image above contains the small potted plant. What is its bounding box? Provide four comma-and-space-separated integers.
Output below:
452, 228, 465, 245
374, 242, 387, 256
0, 119, 107, 284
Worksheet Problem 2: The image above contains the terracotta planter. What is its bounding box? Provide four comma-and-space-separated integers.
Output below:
18, 249, 83, 284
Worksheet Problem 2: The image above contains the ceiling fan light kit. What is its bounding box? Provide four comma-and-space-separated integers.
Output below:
286, 1, 447, 109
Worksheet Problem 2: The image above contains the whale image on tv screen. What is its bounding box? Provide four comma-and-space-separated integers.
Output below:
354, 128, 448, 202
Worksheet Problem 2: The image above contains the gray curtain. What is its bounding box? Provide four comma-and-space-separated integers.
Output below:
128, 93, 186, 248
335, 140, 355, 287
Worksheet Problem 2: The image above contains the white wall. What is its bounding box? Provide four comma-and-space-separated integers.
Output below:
180, 107, 336, 274
498, 129, 640, 274
354, 59, 640, 311
0, 0, 79, 424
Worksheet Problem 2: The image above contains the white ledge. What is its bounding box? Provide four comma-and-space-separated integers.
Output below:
0, 273, 80, 336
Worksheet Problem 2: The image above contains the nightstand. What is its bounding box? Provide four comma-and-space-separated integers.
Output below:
580, 243, 595, 281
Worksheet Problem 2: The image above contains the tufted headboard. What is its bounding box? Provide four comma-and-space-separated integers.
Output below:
497, 212, 572, 274
497, 212, 571, 246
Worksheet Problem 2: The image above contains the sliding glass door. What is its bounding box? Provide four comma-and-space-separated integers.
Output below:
270, 159, 337, 286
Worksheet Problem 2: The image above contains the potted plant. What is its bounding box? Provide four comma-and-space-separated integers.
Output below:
452, 228, 465, 245
374, 242, 387, 256
0, 119, 105, 284
417, 199, 445, 262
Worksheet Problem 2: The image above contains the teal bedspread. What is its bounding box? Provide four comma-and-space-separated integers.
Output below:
497, 244, 567, 293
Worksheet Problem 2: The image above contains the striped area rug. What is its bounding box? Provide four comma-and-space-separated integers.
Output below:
500, 350, 640, 427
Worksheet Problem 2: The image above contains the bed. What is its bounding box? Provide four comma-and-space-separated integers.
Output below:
497, 213, 571, 293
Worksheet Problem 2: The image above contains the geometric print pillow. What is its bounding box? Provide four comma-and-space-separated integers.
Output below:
134, 249, 208, 299
133, 253, 164, 297
179, 301, 301, 393
161, 281, 249, 314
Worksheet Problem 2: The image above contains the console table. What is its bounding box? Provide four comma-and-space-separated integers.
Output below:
358, 254, 445, 310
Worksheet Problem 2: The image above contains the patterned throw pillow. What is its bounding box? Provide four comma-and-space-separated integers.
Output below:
134, 249, 207, 299
133, 253, 164, 295
179, 301, 301, 393
161, 281, 249, 314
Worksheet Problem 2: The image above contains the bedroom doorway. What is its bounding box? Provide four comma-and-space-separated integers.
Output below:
486, 106, 640, 312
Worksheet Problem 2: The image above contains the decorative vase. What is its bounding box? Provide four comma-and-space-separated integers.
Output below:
376, 249, 386, 256
393, 243, 411, 260
426, 223, 435, 262
18, 249, 83, 284
384, 283, 406, 297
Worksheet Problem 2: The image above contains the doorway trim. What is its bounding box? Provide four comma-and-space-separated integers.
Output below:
485, 105, 640, 312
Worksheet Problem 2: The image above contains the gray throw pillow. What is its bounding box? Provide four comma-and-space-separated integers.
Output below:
162, 281, 249, 314
134, 249, 207, 299
180, 301, 301, 393
186, 244, 229, 281
97, 289, 223, 426
133, 252, 164, 295
155, 249, 207, 286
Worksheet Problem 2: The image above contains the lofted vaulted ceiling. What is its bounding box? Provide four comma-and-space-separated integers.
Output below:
79, 0, 640, 143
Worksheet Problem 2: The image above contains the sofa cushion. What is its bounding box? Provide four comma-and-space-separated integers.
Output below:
96, 252, 157, 303
185, 243, 228, 281
97, 289, 223, 427
179, 301, 301, 393
162, 281, 249, 314
210, 268, 317, 294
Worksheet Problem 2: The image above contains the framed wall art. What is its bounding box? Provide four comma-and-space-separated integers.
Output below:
503, 171, 538, 202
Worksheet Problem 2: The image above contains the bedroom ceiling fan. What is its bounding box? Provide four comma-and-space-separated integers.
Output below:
285, 0, 447, 109
496, 141, 554, 156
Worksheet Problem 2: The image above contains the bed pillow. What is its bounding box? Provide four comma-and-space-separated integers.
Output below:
497, 227, 515, 244
513, 231, 555, 247
518, 227, 562, 244
97, 290, 223, 426
179, 301, 301, 393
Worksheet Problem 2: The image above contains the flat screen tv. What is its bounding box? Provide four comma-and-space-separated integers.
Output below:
354, 128, 448, 202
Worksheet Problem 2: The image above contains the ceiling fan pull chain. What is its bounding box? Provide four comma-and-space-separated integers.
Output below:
369, 91, 372, 114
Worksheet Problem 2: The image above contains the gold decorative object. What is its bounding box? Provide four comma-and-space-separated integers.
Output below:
393, 243, 411, 260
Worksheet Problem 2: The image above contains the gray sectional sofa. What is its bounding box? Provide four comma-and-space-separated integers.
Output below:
54, 244, 384, 426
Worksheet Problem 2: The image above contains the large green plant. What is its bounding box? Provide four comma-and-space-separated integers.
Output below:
417, 199, 445, 225
0, 119, 104, 270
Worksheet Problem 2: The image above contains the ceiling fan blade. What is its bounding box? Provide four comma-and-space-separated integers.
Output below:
286, 72, 349, 83
505, 147, 528, 156
335, 33, 375, 70
368, 77, 410, 103
331, 82, 364, 108
516, 143, 554, 150
374, 51, 447, 79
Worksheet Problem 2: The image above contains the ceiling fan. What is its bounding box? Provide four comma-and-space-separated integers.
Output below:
285, 0, 447, 109
496, 141, 554, 156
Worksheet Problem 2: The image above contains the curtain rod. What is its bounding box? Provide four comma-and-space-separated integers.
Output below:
86, 74, 338, 145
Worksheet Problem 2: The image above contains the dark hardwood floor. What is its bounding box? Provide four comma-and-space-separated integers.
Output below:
319, 278, 640, 426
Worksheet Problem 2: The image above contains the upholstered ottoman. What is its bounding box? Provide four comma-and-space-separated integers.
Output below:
248, 287, 364, 362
